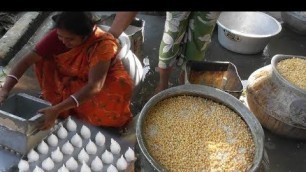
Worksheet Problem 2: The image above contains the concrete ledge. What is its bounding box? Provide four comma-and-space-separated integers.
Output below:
0, 12, 50, 66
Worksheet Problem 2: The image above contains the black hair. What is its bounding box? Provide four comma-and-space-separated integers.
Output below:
52, 12, 95, 37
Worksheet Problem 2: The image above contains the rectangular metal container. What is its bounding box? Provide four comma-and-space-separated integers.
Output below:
185, 60, 243, 99
0, 93, 51, 155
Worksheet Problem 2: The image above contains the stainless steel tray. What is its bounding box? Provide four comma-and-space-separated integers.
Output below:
0, 93, 51, 155
0, 148, 21, 172
184, 60, 243, 99
19, 116, 135, 171
0, 93, 51, 134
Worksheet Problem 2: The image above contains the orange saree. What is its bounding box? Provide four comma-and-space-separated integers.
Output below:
34, 27, 134, 127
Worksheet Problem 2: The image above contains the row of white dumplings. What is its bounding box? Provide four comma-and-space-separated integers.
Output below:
28, 143, 135, 162
35, 116, 120, 154
19, 117, 136, 171
19, 151, 133, 172
21, 139, 135, 171
58, 117, 92, 140
36, 133, 107, 156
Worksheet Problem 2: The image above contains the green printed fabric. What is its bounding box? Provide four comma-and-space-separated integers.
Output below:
158, 11, 220, 69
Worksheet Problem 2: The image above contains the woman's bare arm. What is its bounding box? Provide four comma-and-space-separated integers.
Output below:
38, 60, 111, 129
51, 60, 110, 113
0, 51, 41, 100
108, 12, 138, 38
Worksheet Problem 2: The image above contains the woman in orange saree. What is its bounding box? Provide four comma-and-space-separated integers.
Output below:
0, 12, 134, 129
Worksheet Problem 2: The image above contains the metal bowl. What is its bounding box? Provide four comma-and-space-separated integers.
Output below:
217, 12, 282, 54
281, 12, 306, 35
136, 84, 265, 172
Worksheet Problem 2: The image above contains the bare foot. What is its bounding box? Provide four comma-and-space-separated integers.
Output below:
154, 83, 168, 95
179, 71, 185, 84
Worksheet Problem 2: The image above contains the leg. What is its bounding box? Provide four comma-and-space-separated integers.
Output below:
155, 66, 172, 93
156, 11, 191, 93
184, 12, 220, 61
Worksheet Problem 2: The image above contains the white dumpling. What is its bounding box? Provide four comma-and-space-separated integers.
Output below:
116, 155, 128, 170
27, 149, 39, 162
33, 166, 44, 172
110, 138, 121, 154
66, 116, 77, 131
91, 156, 103, 171
107, 164, 118, 172
47, 134, 58, 147
42, 157, 54, 171
124, 147, 136, 162
71, 133, 82, 148
65, 157, 78, 171
80, 125, 91, 139
57, 124, 68, 139
58, 164, 69, 172
78, 148, 90, 163
85, 139, 97, 154
101, 149, 113, 164
80, 161, 91, 172
51, 146, 63, 162
18, 159, 29, 172
61, 141, 74, 155
37, 140, 49, 154
95, 131, 105, 147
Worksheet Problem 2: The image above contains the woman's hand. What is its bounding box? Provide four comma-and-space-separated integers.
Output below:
37, 106, 60, 130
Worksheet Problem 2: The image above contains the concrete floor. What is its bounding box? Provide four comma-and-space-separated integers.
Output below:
5, 12, 306, 172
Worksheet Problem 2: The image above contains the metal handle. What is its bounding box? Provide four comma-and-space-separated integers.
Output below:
223, 29, 241, 42
28, 113, 44, 122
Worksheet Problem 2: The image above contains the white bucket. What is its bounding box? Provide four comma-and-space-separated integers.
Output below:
98, 25, 143, 86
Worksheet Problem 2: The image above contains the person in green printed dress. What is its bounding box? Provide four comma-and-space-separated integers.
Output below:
155, 12, 221, 93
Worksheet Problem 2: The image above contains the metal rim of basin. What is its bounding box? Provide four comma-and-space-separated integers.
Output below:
217, 11, 282, 38
136, 84, 265, 172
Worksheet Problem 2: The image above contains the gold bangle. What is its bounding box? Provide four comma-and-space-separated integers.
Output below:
7, 74, 19, 82
70, 95, 79, 107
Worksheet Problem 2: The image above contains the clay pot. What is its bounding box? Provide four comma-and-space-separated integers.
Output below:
246, 54, 306, 140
